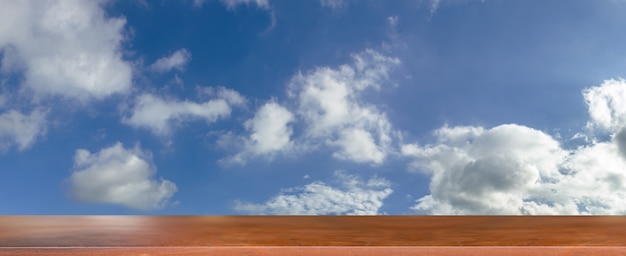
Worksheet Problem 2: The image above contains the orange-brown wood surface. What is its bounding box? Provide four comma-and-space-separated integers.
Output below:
1, 216, 626, 255
1, 247, 626, 256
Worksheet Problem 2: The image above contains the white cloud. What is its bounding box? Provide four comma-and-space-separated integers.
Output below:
222, 49, 400, 165
0, 0, 132, 101
330, 128, 386, 164
0, 109, 46, 151
583, 78, 626, 134
221, 101, 294, 164
234, 171, 393, 215
68, 142, 177, 210
288, 49, 400, 164
123, 87, 244, 136
220, 0, 270, 10
558, 141, 626, 214
197, 86, 247, 106
403, 124, 573, 214
244, 102, 294, 154
402, 81, 626, 215
150, 49, 191, 73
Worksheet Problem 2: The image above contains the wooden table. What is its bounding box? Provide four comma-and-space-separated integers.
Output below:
1, 216, 625, 255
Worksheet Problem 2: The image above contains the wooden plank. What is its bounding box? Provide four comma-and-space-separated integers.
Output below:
1, 216, 625, 255
1, 247, 626, 256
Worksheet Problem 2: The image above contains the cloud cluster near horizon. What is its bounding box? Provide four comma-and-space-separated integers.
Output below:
402, 79, 626, 215
68, 143, 177, 210
240, 78, 626, 215
235, 171, 392, 215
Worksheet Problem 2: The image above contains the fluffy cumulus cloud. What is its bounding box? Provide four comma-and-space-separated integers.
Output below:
288, 49, 400, 164
583, 78, 626, 133
0, 0, 132, 101
224, 49, 400, 164
123, 87, 245, 136
221, 101, 294, 164
558, 141, 626, 214
227, 101, 294, 162
402, 79, 626, 215
234, 171, 393, 215
68, 142, 177, 210
150, 48, 191, 73
330, 128, 386, 164
244, 102, 294, 153
0, 109, 46, 151
402, 124, 573, 214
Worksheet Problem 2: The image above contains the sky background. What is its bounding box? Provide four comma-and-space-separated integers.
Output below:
1, 0, 626, 215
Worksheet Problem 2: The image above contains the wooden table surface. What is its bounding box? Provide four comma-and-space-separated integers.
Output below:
1, 216, 625, 255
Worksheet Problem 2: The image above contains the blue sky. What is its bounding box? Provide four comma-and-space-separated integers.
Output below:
2, 0, 626, 215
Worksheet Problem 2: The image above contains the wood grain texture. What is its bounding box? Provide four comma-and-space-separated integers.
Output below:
1, 216, 625, 255
1, 247, 626, 256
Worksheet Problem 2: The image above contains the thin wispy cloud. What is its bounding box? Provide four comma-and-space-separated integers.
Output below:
235, 171, 393, 215
220, 0, 270, 10
151, 49, 192, 73
0, 110, 46, 151
123, 88, 244, 136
